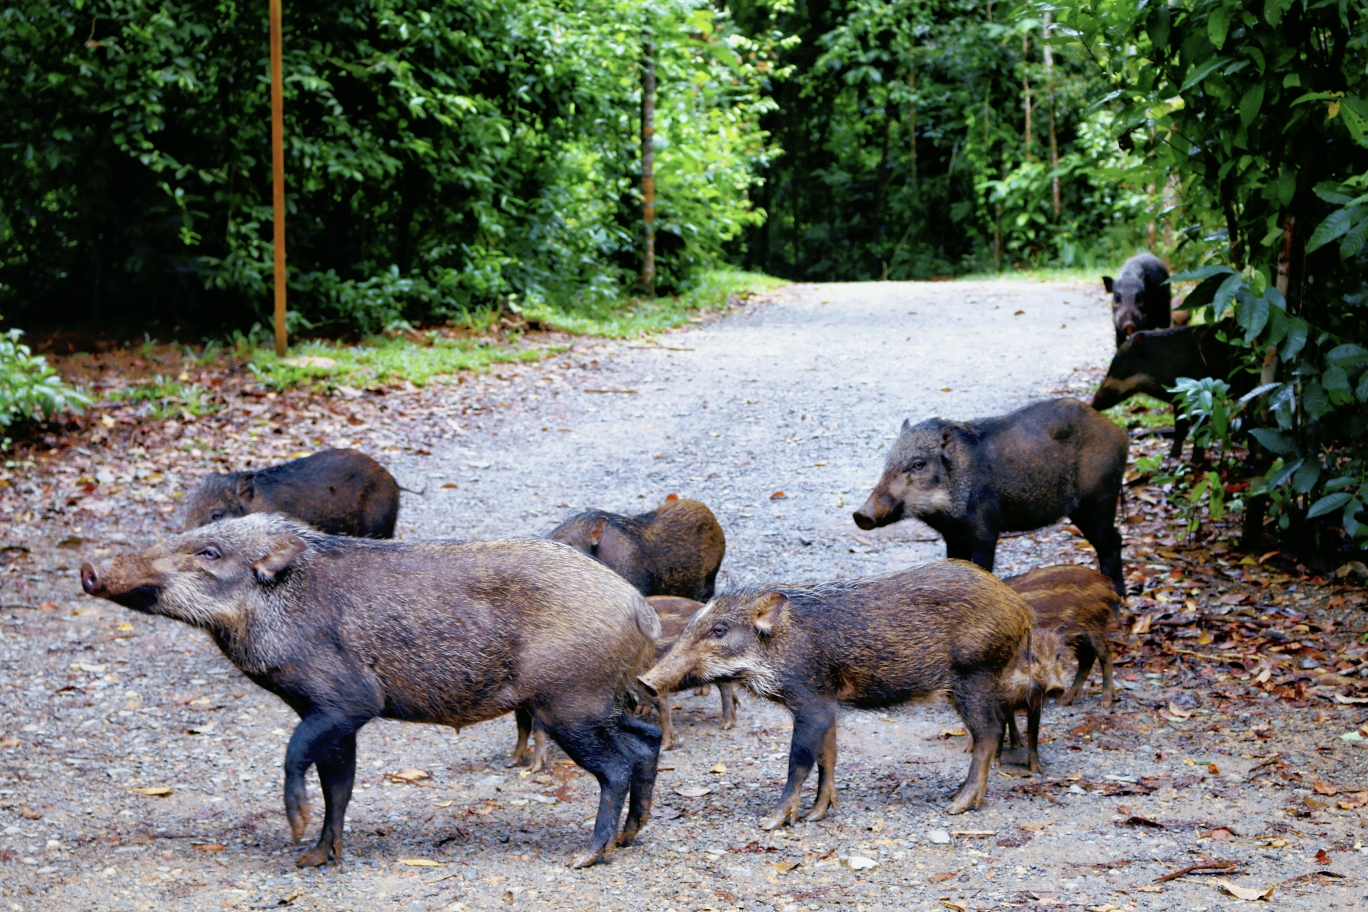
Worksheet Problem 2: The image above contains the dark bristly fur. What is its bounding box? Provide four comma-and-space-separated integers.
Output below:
640, 561, 1033, 829
1102, 253, 1170, 346
853, 398, 1128, 595
1006, 565, 1120, 708
183, 448, 400, 539
1091, 324, 1248, 460
548, 498, 725, 601
80, 515, 662, 870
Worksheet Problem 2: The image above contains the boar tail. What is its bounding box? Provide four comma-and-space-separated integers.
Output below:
635, 595, 663, 641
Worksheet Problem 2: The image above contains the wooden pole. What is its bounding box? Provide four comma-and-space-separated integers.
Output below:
640, 34, 656, 297
269, 0, 287, 356
1043, 11, 1060, 218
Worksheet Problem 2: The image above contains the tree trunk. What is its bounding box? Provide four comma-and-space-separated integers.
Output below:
1022, 34, 1032, 163
1043, 12, 1059, 218
640, 35, 657, 297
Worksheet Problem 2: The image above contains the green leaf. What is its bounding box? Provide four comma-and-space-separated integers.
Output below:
1306, 207, 1361, 253
1308, 492, 1353, 519
1236, 294, 1270, 341
1208, 472, 1225, 520
1291, 460, 1321, 494
1327, 343, 1368, 368
1239, 82, 1265, 128
1264, 0, 1294, 27
1249, 427, 1297, 455
1207, 7, 1231, 49
1281, 318, 1309, 361
1267, 457, 1303, 488
1181, 57, 1233, 92
1324, 475, 1359, 491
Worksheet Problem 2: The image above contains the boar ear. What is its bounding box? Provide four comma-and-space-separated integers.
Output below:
901, 418, 912, 431
587, 516, 608, 548
751, 592, 788, 636
1102, 276, 1114, 294
235, 474, 256, 506
939, 425, 964, 462
252, 536, 307, 584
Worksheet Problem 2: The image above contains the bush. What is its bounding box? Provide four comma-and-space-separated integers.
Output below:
0, 329, 90, 445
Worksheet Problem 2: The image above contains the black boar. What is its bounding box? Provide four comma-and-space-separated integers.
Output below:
184, 448, 400, 539
548, 497, 725, 601
639, 561, 1033, 828
1091, 324, 1247, 460
853, 398, 1128, 595
1006, 565, 1119, 707
1103, 253, 1170, 346
80, 515, 661, 869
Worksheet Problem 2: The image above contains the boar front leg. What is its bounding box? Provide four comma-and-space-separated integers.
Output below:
284, 712, 365, 867
717, 682, 737, 730
761, 700, 836, 831
944, 530, 998, 573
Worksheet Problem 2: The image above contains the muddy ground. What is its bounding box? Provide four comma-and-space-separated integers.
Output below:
1, 280, 1366, 911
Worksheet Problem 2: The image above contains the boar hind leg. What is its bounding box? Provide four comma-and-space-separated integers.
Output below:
948, 680, 1002, 814
1061, 640, 1098, 706
1071, 501, 1124, 597
508, 706, 534, 767
617, 714, 662, 846
284, 713, 364, 868
1098, 637, 1115, 708
546, 716, 653, 868
761, 705, 835, 831
718, 683, 737, 730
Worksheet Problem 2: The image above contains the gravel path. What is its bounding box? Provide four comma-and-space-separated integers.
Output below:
3, 280, 1365, 912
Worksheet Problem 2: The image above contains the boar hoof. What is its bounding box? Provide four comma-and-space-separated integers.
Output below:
945, 790, 980, 815
286, 803, 310, 843
760, 801, 800, 831
295, 844, 333, 868
569, 843, 613, 869
1101, 693, 1114, 709
1059, 689, 1078, 706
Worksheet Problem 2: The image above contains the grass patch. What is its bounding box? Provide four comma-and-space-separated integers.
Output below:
523, 268, 787, 337
106, 376, 222, 420
247, 267, 787, 389
1103, 393, 1172, 431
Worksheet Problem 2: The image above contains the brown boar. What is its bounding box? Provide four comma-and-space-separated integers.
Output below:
184, 448, 400, 538
80, 515, 661, 869
996, 626, 1070, 773
1006, 565, 1119, 707
639, 561, 1032, 829
853, 398, 1128, 595
548, 497, 725, 601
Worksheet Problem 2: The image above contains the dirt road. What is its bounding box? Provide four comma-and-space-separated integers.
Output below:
2, 280, 1365, 912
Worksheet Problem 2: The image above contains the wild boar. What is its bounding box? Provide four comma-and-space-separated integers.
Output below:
548, 497, 725, 601
184, 448, 400, 538
853, 398, 1129, 594
639, 561, 1032, 828
1103, 253, 1170, 346
1006, 565, 1119, 707
80, 515, 661, 869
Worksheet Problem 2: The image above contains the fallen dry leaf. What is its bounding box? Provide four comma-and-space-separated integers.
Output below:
772, 860, 800, 874
950, 830, 995, 837
1315, 848, 1331, 865
126, 786, 173, 797
397, 858, 442, 867
927, 870, 959, 884
0, 737, 21, 748
192, 843, 227, 852
708, 763, 727, 774
1213, 879, 1274, 900
769, 490, 787, 500
1132, 614, 1153, 635
939, 901, 969, 912
939, 727, 967, 738
1336, 792, 1368, 810
434, 800, 453, 808
1167, 702, 1194, 720
674, 785, 712, 798
1313, 780, 1339, 797
19, 807, 41, 820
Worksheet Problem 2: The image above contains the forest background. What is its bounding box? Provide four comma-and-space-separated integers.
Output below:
1, 0, 1366, 550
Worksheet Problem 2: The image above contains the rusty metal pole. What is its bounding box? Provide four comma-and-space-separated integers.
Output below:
269, 0, 287, 356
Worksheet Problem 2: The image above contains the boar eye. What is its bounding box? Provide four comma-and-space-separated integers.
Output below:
196, 547, 221, 561
711, 623, 728, 639
209, 509, 225, 521
910, 459, 926, 471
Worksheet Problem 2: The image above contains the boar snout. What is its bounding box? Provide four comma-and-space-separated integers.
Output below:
853, 491, 902, 530
636, 676, 661, 699
1090, 380, 1124, 412
80, 559, 162, 613
80, 562, 101, 596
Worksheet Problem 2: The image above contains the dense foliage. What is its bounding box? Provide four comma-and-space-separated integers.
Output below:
2, 0, 778, 332
1059, 0, 1368, 551
732, 0, 1153, 280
